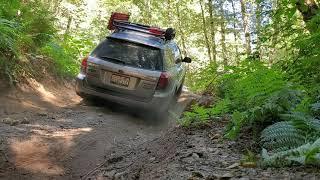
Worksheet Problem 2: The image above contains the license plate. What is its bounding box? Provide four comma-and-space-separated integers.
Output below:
110, 74, 130, 87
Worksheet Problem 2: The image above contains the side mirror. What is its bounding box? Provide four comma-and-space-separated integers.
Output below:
182, 57, 192, 63
175, 59, 182, 64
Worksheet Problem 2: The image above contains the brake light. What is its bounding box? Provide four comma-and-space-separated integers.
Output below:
81, 57, 88, 73
156, 72, 170, 90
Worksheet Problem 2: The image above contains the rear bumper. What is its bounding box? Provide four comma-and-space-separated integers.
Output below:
75, 74, 173, 111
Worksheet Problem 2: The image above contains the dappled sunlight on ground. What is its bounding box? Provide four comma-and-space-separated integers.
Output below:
9, 136, 64, 175
22, 78, 81, 109
20, 100, 47, 110
0, 78, 81, 117
177, 91, 200, 103
26, 78, 59, 105
32, 127, 92, 138
177, 96, 189, 103
55, 118, 76, 123
8, 127, 92, 176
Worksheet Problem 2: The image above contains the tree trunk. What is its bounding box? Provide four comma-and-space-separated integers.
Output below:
269, 0, 279, 64
231, 0, 240, 63
147, 0, 152, 24
176, 3, 188, 56
64, 16, 72, 41
143, 0, 152, 24
240, 0, 252, 55
199, 0, 212, 62
166, 0, 172, 26
219, 1, 227, 66
255, 0, 262, 59
296, 0, 319, 32
53, 0, 63, 14
208, 0, 217, 63
296, 0, 319, 21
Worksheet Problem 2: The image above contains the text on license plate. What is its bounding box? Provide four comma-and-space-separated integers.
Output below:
110, 74, 130, 87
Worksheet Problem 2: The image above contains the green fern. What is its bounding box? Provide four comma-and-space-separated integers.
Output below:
261, 111, 320, 166
224, 111, 247, 139
311, 102, 320, 112
311, 100, 320, 118
224, 87, 302, 140
0, 18, 19, 53
261, 121, 306, 152
179, 105, 210, 127
209, 98, 232, 116
261, 112, 320, 153
282, 113, 320, 140
262, 137, 320, 167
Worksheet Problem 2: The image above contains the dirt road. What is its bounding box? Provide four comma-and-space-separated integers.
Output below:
2, 80, 318, 180
0, 80, 194, 180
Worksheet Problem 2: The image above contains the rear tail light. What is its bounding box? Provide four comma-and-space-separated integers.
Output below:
81, 57, 88, 74
156, 72, 170, 90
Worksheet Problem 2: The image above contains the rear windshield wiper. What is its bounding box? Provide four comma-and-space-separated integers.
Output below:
99, 56, 125, 65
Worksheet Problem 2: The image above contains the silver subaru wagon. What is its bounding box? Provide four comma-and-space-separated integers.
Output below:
75, 16, 191, 116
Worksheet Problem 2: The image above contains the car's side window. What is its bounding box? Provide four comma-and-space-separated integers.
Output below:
173, 44, 182, 64
164, 47, 175, 69
167, 43, 182, 64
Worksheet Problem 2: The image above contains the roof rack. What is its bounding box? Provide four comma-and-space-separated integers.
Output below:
114, 21, 166, 37
107, 12, 168, 39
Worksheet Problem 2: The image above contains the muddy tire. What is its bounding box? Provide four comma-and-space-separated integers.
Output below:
176, 84, 183, 97
149, 103, 170, 124
175, 77, 185, 99
78, 93, 95, 105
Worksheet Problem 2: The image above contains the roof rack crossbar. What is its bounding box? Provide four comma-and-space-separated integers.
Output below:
115, 25, 164, 37
113, 20, 165, 37
114, 20, 151, 29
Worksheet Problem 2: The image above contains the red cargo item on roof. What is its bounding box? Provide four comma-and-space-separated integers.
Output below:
107, 12, 130, 30
149, 27, 165, 36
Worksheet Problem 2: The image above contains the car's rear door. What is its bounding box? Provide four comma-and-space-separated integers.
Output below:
162, 43, 182, 93
172, 43, 185, 85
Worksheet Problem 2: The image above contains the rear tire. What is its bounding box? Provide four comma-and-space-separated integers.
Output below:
77, 93, 95, 105
155, 104, 169, 118
176, 83, 183, 97
175, 77, 185, 99
150, 101, 171, 124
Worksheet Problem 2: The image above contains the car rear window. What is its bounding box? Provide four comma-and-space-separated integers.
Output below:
91, 38, 162, 71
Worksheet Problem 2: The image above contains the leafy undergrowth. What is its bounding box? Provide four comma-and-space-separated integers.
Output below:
181, 0, 320, 169
180, 59, 320, 168
0, 1, 90, 85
